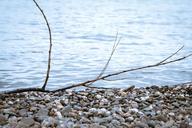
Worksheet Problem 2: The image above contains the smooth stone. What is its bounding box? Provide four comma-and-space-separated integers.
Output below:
89, 108, 97, 113
135, 121, 149, 128
96, 94, 102, 99
98, 108, 111, 116
8, 101, 14, 105
112, 106, 123, 113
105, 90, 114, 96
63, 105, 72, 113
41, 117, 57, 127
93, 116, 113, 124
147, 120, 156, 128
143, 105, 153, 111
155, 115, 167, 122
127, 117, 134, 122
179, 121, 189, 128
100, 98, 108, 105
79, 117, 91, 123
8, 116, 18, 127
111, 119, 120, 126
162, 120, 174, 128
168, 112, 175, 116
54, 100, 64, 109
154, 91, 162, 97
144, 111, 156, 116
55, 111, 63, 119
131, 101, 139, 108
16, 117, 35, 128
113, 113, 125, 122
89, 124, 107, 128
44, 95, 51, 102
18, 109, 28, 116
35, 108, 49, 122
0, 114, 8, 125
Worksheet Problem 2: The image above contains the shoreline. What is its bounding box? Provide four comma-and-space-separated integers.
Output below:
0, 83, 192, 128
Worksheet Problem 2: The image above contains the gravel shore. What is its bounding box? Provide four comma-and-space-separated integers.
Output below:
0, 83, 192, 128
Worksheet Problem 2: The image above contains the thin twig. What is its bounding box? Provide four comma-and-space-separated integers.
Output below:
33, 0, 52, 90
156, 45, 184, 65
97, 33, 121, 78
101, 53, 192, 80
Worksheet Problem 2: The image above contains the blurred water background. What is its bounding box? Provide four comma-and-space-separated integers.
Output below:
0, 0, 192, 91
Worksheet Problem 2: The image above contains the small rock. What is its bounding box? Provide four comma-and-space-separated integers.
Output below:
168, 112, 175, 116
89, 108, 97, 113
8, 101, 14, 105
80, 117, 91, 123
105, 90, 114, 96
8, 116, 18, 127
0, 114, 8, 125
113, 113, 125, 122
89, 124, 107, 128
163, 120, 174, 128
35, 108, 48, 122
155, 115, 167, 122
41, 117, 57, 127
179, 121, 189, 128
135, 121, 149, 128
55, 111, 63, 119
147, 120, 156, 128
16, 117, 35, 128
100, 98, 108, 105
127, 116, 134, 122
98, 108, 111, 116
93, 116, 112, 124
131, 101, 139, 108
18, 109, 28, 116
96, 94, 102, 99
143, 105, 153, 111
44, 95, 51, 102
111, 119, 120, 126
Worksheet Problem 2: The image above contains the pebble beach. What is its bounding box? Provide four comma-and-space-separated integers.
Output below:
0, 83, 192, 128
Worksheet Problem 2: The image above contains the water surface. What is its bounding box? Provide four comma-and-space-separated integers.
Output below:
0, 0, 192, 91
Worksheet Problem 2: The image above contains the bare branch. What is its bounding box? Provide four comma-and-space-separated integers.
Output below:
33, 0, 52, 90
156, 45, 184, 65
97, 32, 121, 78
0, 88, 50, 94
101, 53, 192, 80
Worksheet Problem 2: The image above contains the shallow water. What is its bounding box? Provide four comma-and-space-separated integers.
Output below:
0, 0, 192, 91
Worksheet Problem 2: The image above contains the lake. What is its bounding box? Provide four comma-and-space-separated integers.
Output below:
0, 0, 192, 91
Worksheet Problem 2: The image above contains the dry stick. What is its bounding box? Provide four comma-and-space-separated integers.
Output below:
33, 0, 52, 90
52, 48, 192, 92
157, 45, 184, 65
84, 33, 121, 87
103, 45, 185, 81
101, 53, 192, 81
97, 33, 121, 78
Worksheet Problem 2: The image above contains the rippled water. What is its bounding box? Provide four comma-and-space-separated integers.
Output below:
0, 0, 192, 91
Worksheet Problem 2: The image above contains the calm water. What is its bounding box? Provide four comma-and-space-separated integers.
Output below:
0, 0, 192, 91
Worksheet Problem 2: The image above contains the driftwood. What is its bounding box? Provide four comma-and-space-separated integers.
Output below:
1, 0, 192, 94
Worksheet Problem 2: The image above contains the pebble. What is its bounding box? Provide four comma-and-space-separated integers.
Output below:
16, 117, 35, 128
0, 84, 192, 127
0, 114, 8, 125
